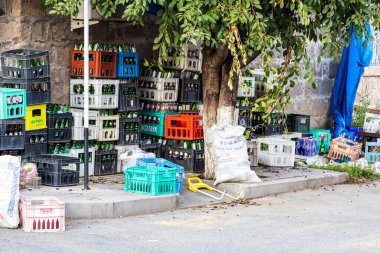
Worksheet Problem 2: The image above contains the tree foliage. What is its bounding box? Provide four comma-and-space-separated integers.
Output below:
45, 0, 380, 121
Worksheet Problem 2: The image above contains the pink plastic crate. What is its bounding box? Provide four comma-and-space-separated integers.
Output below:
19, 196, 65, 233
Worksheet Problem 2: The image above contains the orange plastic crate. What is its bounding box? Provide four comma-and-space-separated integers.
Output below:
164, 114, 204, 140
327, 137, 362, 162
70, 50, 116, 78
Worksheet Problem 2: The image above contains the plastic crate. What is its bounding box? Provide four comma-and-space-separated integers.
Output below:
70, 50, 116, 78
118, 79, 140, 112
71, 109, 99, 140
117, 52, 139, 78
164, 114, 204, 140
0, 88, 27, 119
247, 140, 258, 167
163, 43, 202, 72
23, 129, 48, 157
238, 116, 252, 128
0, 78, 51, 105
164, 147, 204, 173
19, 196, 65, 233
327, 137, 362, 162
47, 113, 72, 143
98, 114, 119, 141
257, 138, 295, 167
138, 76, 179, 91
30, 155, 80, 186
140, 111, 179, 137
118, 117, 141, 145
0, 119, 25, 150
310, 129, 331, 154
1, 49, 50, 80
140, 142, 163, 158
286, 114, 311, 133
124, 165, 178, 195
137, 88, 178, 102
136, 158, 184, 193
70, 79, 119, 109
252, 112, 284, 136
295, 137, 318, 157
94, 150, 117, 176
57, 147, 95, 177
237, 77, 255, 97
0, 150, 22, 156
178, 79, 202, 103
365, 142, 380, 163
24, 104, 47, 131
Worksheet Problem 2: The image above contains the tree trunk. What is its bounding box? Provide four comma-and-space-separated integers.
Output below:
202, 46, 228, 179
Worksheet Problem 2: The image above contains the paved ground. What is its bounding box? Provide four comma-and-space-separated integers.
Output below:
2, 182, 380, 253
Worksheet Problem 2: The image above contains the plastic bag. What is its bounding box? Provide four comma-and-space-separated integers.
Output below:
208, 124, 261, 185
0, 155, 21, 228
19, 163, 38, 187
119, 148, 156, 173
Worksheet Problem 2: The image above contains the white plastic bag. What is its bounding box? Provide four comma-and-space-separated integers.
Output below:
0, 155, 21, 228
208, 124, 261, 185
120, 148, 156, 173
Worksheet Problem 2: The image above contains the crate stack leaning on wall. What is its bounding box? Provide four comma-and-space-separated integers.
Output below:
68, 43, 141, 176
0, 49, 51, 160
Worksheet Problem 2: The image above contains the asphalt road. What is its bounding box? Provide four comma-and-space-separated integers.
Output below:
1, 182, 380, 253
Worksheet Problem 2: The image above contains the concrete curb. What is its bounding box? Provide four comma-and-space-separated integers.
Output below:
216, 171, 348, 199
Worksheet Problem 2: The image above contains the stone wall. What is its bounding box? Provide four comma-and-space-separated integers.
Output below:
0, 0, 157, 104
248, 41, 337, 129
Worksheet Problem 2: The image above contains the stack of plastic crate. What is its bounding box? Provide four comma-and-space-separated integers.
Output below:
163, 114, 205, 173
0, 49, 51, 158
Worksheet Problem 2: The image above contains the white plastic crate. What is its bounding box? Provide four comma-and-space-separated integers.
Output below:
19, 196, 65, 233
98, 114, 120, 141
138, 76, 179, 90
70, 109, 99, 140
247, 140, 258, 167
257, 138, 295, 167
57, 148, 96, 177
163, 43, 203, 72
137, 88, 178, 102
363, 113, 380, 134
237, 77, 255, 97
70, 79, 119, 109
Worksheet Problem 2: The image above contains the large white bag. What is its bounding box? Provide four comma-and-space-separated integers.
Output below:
209, 124, 261, 185
119, 148, 156, 173
0, 155, 21, 228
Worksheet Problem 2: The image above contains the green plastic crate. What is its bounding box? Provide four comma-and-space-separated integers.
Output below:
286, 114, 310, 133
0, 88, 27, 119
124, 165, 177, 195
310, 128, 331, 154
139, 110, 178, 137
365, 142, 380, 163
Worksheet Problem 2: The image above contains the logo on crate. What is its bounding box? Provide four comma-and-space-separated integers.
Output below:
141, 125, 158, 133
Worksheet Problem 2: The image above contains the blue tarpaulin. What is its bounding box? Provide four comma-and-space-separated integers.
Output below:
331, 24, 373, 138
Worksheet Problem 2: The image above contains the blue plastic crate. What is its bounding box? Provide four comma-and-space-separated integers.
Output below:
365, 142, 380, 163
136, 158, 184, 193
117, 52, 139, 78
349, 127, 363, 142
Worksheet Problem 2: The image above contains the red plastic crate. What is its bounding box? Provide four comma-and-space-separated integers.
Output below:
164, 114, 204, 140
70, 50, 116, 78
19, 196, 65, 233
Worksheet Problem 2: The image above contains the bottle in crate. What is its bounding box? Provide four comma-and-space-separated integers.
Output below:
94, 149, 118, 176
118, 78, 140, 112
164, 114, 204, 140
70, 108, 99, 140
163, 43, 202, 72
23, 129, 48, 157
0, 88, 27, 119
140, 111, 179, 137
0, 119, 25, 150
0, 78, 51, 105
1, 49, 50, 80
137, 74, 179, 102
257, 138, 295, 167
117, 52, 139, 78
70, 79, 119, 109
47, 112, 73, 143
118, 115, 141, 145
70, 50, 116, 78
98, 112, 119, 142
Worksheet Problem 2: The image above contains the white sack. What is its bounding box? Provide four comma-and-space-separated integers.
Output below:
208, 124, 261, 185
0, 155, 21, 228
120, 149, 156, 173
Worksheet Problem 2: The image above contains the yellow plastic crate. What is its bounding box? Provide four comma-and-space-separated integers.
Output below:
25, 104, 47, 131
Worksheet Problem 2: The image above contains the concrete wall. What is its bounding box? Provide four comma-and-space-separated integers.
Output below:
0, 0, 157, 104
